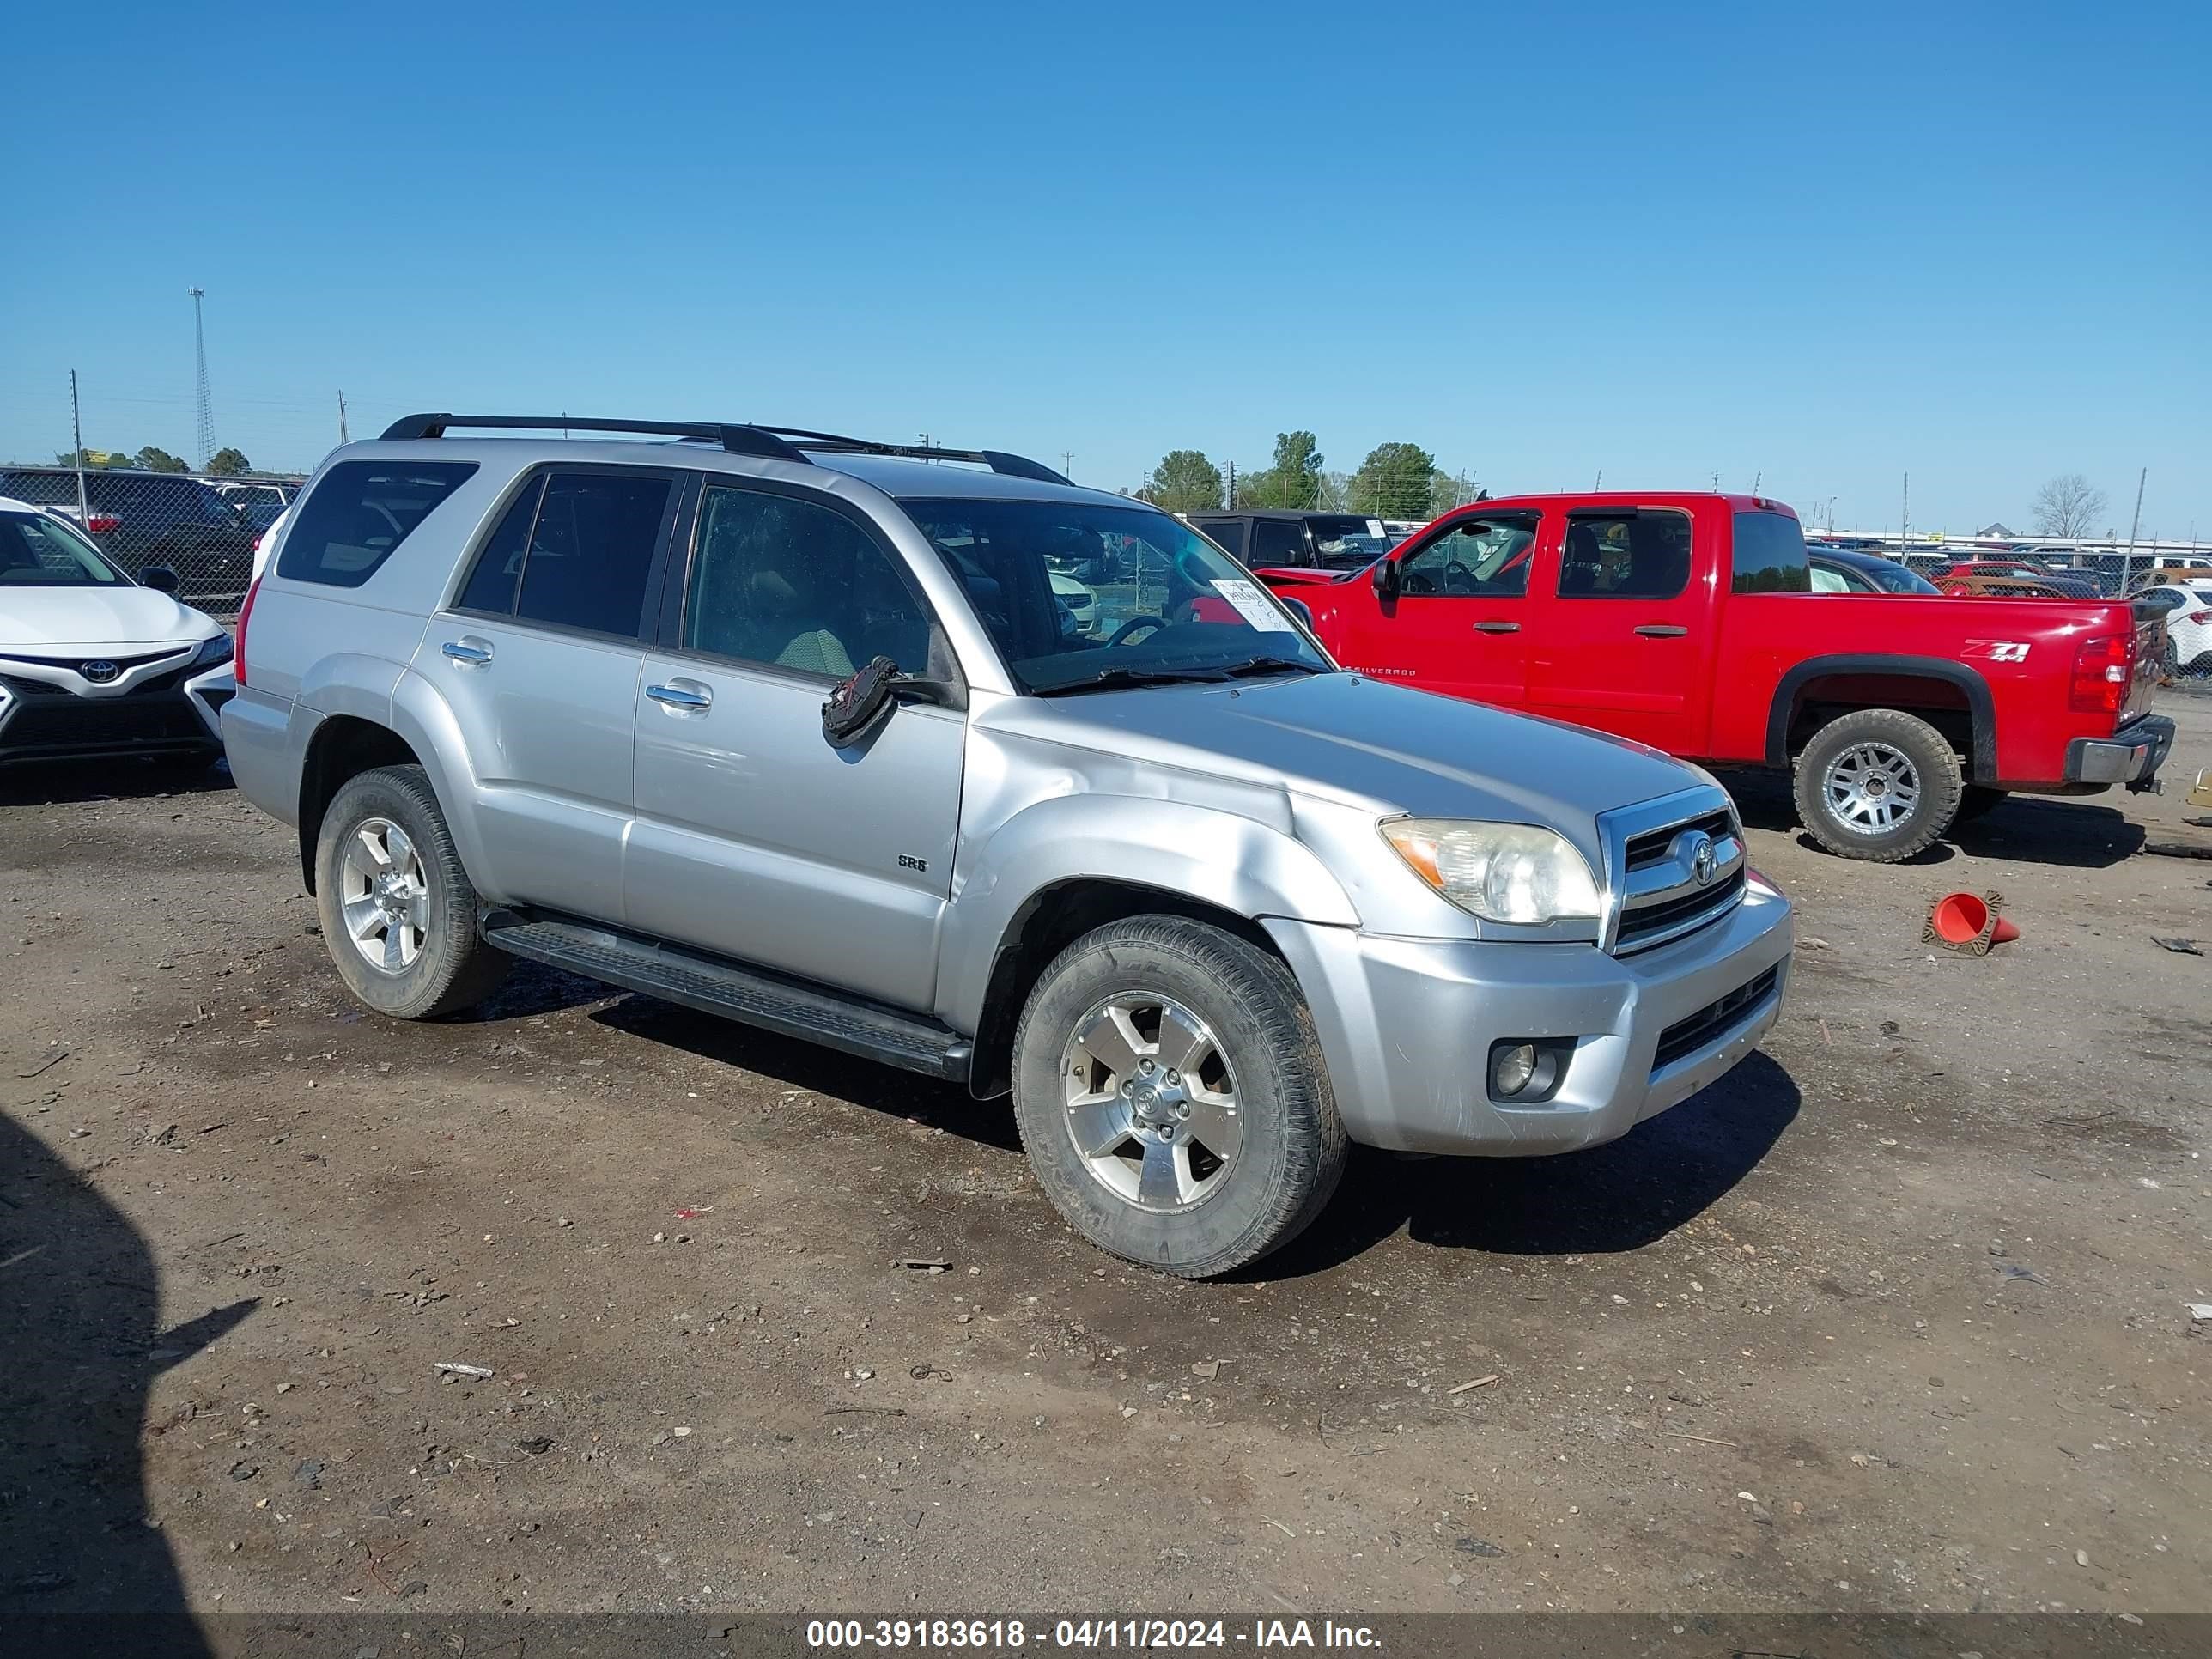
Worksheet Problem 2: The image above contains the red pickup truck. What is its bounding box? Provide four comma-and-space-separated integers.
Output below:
1257, 492, 2176, 861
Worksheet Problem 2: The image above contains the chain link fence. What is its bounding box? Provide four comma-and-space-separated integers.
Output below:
0, 463, 304, 619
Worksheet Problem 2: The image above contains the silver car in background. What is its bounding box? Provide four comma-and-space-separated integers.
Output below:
222, 416, 1793, 1277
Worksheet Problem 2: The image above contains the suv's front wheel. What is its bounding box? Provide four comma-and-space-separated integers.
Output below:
1012, 916, 1346, 1279
314, 764, 510, 1019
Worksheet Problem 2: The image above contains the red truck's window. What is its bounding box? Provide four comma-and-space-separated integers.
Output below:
1730, 512, 1813, 594
1400, 514, 1538, 597
1559, 511, 1691, 599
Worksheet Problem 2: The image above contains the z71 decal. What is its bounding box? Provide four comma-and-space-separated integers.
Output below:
1962, 641, 2031, 664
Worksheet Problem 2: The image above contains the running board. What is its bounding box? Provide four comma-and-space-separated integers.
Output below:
480, 912, 973, 1083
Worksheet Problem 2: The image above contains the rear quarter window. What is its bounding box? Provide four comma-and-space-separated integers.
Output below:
276, 461, 478, 587
1730, 512, 1812, 594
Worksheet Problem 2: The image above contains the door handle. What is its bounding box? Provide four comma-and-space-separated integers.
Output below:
1633, 624, 1689, 638
441, 637, 493, 667
646, 680, 713, 712
1473, 620, 1520, 635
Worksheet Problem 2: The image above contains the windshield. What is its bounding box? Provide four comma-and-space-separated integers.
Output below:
1304, 515, 1398, 568
0, 508, 125, 586
902, 498, 1331, 694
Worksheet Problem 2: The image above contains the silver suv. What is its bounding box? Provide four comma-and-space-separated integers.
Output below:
223, 415, 1794, 1277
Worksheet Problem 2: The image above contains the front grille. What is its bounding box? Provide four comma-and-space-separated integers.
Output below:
1, 693, 209, 752
1616, 866, 1747, 951
1624, 809, 1732, 872
1653, 965, 1780, 1072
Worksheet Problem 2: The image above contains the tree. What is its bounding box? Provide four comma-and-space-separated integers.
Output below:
1135, 449, 1224, 514
1314, 471, 1352, 512
135, 445, 190, 473
1235, 431, 1325, 510
206, 447, 252, 477
2031, 473, 2108, 539
1349, 442, 1438, 518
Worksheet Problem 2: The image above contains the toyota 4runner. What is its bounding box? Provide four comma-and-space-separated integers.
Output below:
222, 416, 1795, 1277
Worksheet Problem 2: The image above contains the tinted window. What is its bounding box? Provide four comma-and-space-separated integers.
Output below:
685, 487, 932, 678
2140, 587, 2189, 611
1195, 519, 1247, 558
1730, 512, 1812, 593
1249, 520, 1307, 567
512, 473, 671, 636
1559, 510, 1692, 599
278, 461, 477, 587
1398, 513, 1538, 597
456, 476, 544, 615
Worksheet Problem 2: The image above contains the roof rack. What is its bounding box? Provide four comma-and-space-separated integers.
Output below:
377, 414, 1073, 485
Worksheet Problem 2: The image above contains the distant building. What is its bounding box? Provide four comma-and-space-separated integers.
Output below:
1976, 521, 2016, 539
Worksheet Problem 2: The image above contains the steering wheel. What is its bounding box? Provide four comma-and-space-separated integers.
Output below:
1106, 614, 1170, 647
1443, 558, 1476, 592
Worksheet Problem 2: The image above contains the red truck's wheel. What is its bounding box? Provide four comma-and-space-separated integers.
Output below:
1791, 708, 1964, 863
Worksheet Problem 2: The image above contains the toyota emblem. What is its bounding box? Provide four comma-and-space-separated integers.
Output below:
1690, 833, 1717, 886
81, 659, 120, 684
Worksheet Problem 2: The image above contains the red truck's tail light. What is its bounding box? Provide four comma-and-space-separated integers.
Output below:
234, 576, 262, 688
86, 512, 121, 535
2068, 633, 2131, 715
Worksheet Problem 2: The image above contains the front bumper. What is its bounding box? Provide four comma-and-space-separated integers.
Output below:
0, 661, 232, 765
2064, 713, 2176, 793
1266, 881, 1795, 1155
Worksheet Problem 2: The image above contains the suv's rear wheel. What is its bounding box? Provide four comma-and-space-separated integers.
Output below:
1791, 708, 1964, 862
314, 764, 509, 1019
1012, 916, 1346, 1279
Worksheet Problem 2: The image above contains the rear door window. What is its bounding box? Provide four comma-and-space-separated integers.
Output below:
454, 477, 544, 616
510, 472, 674, 638
278, 461, 478, 587
1559, 509, 1693, 599
1196, 519, 1247, 559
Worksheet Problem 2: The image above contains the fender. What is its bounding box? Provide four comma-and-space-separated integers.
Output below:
377, 665, 498, 890
1765, 653, 1996, 781
935, 793, 1362, 1036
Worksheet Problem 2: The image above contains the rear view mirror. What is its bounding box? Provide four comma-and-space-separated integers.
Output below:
139, 564, 180, 594
1371, 558, 1401, 600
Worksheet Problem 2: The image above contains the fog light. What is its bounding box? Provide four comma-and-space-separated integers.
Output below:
1492, 1042, 1538, 1097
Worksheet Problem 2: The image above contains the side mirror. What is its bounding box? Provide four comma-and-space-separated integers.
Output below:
821, 657, 963, 746
1371, 558, 1401, 600
139, 564, 180, 594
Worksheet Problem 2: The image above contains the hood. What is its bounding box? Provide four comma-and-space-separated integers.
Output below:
0, 586, 220, 653
981, 670, 1703, 830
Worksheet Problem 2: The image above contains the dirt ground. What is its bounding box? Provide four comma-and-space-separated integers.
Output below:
3, 692, 2208, 1623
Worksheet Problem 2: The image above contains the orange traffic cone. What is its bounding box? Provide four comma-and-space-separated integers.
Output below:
1924, 890, 2020, 956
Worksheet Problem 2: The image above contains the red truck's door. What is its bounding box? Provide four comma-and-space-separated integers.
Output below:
1335, 508, 1541, 703
1524, 505, 1708, 752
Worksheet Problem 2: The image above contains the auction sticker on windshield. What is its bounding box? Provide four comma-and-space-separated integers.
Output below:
1211, 578, 1294, 631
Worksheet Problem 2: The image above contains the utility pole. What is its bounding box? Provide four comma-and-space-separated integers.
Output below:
69, 370, 89, 527
1594, 469, 1602, 490
2124, 466, 2146, 559
1900, 472, 1910, 548
1711, 469, 1720, 490
1224, 460, 1235, 510
1751, 470, 1762, 495
189, 287, 214, 469
337, 390, 349, 446
1061, 451, 1074, 481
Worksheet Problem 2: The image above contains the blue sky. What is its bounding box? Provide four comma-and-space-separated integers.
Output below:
3, 2, 2204, 538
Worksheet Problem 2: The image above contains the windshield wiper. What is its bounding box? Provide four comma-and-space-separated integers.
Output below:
1031, 656, 1315, 696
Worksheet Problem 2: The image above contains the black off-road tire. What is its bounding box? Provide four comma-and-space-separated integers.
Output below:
1791, 708, 1965, 863
314, 764, 510, 1020
1012, 915, 1347, 1279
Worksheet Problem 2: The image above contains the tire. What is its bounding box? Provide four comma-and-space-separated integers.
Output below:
1791, 708, 1965, 862
1954, 786, 2009, 824
313, 764, 509, 1019
1011, 915, 1346, 1279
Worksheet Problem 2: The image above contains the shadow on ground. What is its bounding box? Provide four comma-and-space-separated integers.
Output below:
0, 757, 232, 810
1268, 1051, 1802, 1276
1722, 770, 2146, 869
0, 1114, 255, 1649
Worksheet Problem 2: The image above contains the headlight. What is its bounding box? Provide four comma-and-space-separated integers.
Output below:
189, 635, 234, 670
1381, 818, 1601, 925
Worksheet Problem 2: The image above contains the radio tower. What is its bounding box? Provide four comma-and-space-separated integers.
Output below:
189, 288, 214, 469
